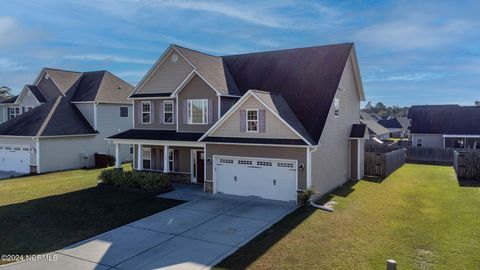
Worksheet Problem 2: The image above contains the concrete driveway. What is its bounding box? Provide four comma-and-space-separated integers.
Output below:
2, 185, 297, 270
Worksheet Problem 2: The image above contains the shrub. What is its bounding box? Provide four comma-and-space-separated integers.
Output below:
298, 188, 315, 208
98, 169, 172, 190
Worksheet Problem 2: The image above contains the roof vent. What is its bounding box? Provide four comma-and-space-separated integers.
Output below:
171, 54, 178, 63
45, 73, 50, 80
117, 86, 122, 91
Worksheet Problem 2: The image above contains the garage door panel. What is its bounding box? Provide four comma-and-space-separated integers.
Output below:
0, 145, 30, 173
214, 156, 297, 202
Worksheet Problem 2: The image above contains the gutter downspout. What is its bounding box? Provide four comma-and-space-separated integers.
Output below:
306, 146, 318, 189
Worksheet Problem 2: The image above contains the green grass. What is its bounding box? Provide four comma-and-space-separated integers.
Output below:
0, 164, 183, 264
215, 164, 480, 270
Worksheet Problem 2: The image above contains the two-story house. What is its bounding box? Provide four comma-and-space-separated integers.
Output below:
0, 68, 133, 174
109, 43, 367, 202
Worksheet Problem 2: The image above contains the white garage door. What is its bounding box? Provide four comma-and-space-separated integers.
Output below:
214, 156, 297, 202
0, 145, 30, 173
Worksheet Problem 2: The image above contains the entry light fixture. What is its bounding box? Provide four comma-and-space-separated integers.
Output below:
299, 163, 304, 171
207, 158, 211, 165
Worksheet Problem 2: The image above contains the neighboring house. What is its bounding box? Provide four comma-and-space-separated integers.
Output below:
408, 104, 459, 119
411, 105, 480, 149
0, 68, 134, 174
360, 112, 390, 140
108, 43, 366, 202
378, 117, 410, 138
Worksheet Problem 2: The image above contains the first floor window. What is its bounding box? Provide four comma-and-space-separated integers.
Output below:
246, 109, 258, 132
8, 107, 20, 120
129, 144, 134, 155
120, 106, 129, 118
187, 99, 208, 124
142, 147, 151, 169
141, 101, 151, 124
169, 149, 175, 171
416, 138, 423, 147
163, 101, 174, 124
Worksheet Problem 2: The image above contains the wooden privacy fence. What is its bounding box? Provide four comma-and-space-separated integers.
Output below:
454, 150, 480, 180
365, 148, 407, 178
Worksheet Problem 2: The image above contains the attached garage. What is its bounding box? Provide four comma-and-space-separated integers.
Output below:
213, 155, 298, 202
0, 145, 31, 173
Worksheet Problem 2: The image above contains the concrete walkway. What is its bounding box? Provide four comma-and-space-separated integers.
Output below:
2, 184, 297, 270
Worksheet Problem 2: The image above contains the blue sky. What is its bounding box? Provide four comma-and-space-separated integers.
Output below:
0, 0, 479, 107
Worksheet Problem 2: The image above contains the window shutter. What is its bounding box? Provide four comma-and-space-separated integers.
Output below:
240, 110, 246, 132
208, 99, 213, 124
159, 100, 164, 123
174, 149, 179, 171
259, 110, 266, 133
183, 100, 188, 124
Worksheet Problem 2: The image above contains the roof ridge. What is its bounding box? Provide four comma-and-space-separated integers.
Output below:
172, 44, 220, 58
222, 42, 354, 58
36, 96, 62, 136
93, 71, 108, 101
44, 67, 82, 74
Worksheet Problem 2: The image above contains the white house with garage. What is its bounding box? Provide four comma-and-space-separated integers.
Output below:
0, 68, 133, 174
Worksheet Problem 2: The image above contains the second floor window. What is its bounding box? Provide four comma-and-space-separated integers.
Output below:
163, 101, 174, 124
188, 99, 208, 124
120, 107, 129, 118
142, 101, 151, 124
8, 107, 20, 120
246, 109, 258, 132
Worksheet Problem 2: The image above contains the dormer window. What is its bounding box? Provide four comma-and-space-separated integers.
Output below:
246, 109, 259, 132
187, 99, 208, 124
141, 101, 151, 124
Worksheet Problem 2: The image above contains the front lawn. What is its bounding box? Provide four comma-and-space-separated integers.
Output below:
0, 164, 183, 264
215, 164, 480, 270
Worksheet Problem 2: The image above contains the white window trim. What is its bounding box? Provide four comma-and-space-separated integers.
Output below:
168, 148, 175, 171
120, 106, 129, 118
416, 138, 423, 147
163, 100, 174, 124
187, 99, 208, 125
246, 109, 259, 133
141, 101, 151, 124
8, 107, 20, 119
142, 147, 151, 170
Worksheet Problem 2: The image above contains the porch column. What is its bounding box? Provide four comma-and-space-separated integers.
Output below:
114, 143, 121, 169
137, 144, 143, 170
163, 145, 169, 173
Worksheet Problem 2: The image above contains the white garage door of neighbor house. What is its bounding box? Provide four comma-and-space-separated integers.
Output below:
214, 156, 297, 202
0, 145, 30, 173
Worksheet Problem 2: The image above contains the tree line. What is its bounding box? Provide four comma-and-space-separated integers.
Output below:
362, 101, 409, 118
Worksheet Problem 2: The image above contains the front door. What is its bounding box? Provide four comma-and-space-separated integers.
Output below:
196, 151, 205, 183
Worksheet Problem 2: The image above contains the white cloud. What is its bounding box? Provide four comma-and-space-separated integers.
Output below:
0, 58, 26, 72
356, 17, 472, 50
364, 72, 445, 82
63, 54, 153, 65
0, 16, 38, 49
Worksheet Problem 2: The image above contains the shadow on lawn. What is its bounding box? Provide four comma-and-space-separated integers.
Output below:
0, 186, 182, 261
215, 181, 358, 270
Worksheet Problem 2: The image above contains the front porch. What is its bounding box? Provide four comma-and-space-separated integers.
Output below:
113, 141, 206, 184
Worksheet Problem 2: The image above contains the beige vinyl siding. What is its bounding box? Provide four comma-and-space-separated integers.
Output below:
205, 144, 307, 190
37, 75, 62, 100
210, 96, 300, 139
311, 54, 361, 197
17, 90, 40, 110
177, 75, 218, 133
134, 99, 176, 129
137, 50, 193, 95
75, 103, 95, 128
38, 104, 133, 173
411, 133, 444, 148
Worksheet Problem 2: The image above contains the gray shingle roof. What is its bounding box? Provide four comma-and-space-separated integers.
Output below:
174, 45, 240, 96
350, 124, 367, 138
26, 85, 47, 102
222, 43, 354, 143
411, 106, 480, 135
70, 71, 133, 104
360, 119, 390, 136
